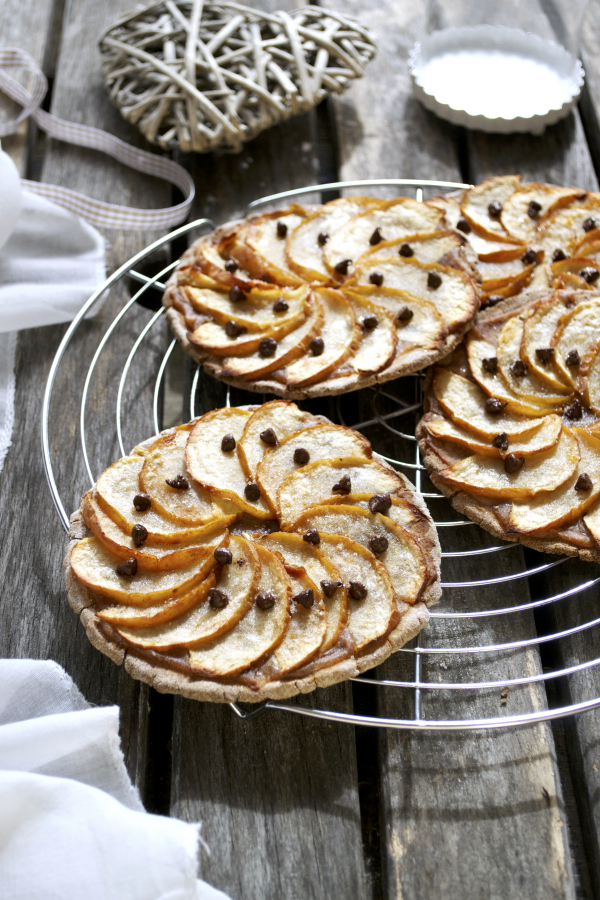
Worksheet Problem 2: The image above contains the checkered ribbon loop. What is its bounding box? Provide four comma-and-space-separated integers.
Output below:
0, 47, 195, 229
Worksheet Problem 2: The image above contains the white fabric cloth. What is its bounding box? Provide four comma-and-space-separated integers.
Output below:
0, 659, 231, 900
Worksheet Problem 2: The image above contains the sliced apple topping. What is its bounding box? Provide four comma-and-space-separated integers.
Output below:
579, 340, 600, 414
344, 292, 398, 375
496, 314, 571, 406
537, 198, 600, 258
237, 400, 319, 481
437, 427, 580, 500
467, 232, 525, 262
423, 412, 562, 458
267, 569, 327, 675
183, 284, 309, 333
277, 457, 404, 529
460, 175, 523, 242
114, 536, 261, 650
188, 545, 291, 677
520, 295, 574, 391
500, 184, 583, 243
551, 257, 600, 291
97, 571, 217, 628
361, 230, 464, 266
230, 207, 308, 286
551, 298, 600, 389
347, 287, 446, 358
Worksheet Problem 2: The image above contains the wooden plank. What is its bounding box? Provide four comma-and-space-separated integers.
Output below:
322, 1, 576, 897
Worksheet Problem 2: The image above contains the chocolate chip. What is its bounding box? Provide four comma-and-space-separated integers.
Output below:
349, 581, 368, 600
583, 217, 598, 232
221, 433, 236, 452
131, 524, 148, 547
552, 248, 567, 262
456, 217, 471, 233
333, 474, 351, 494
575, 472, 593, 491
565, 399, 583, 420
368, 493, 392, 514
225, 320, 247, 338
580, 267, 600, 283
116, 557, 137, 577
482, 357, 498, 374
294, 447, 310, 465
214, 547, 233, 565
488, 200, 502, 217
310, 336, 324, 356
259, 337, 277, 357
396, 307, 414, 322
369, 227, 384, 245
293, 588, 314, 608
334, 259, 352, 275
369, 271, 384, 286
521, 248, 538, 265
492, 432, 509, 451
256, 591, 276, 609
566, 349, 581, 367
273, 298, 289, 312
229, 285, 245, 303
510, 359, 528, 377
261, 274, 274, 284
224, 259, 238, 273
318, 232, 329, 246
260, 427, 278, 445
244, 482, 261, 501
166, 474, 189, 490
427, 271, 442, 289
368, 535, 389, 554
484, 398, 506, 415
133, 492, 151, 511
320, 579, 343, 597
237, 558, 246, 566
535, 347, 555, 364
504, 453, 524, 474
302, 528, 320, 545
485, 295, 504, 307
528, 200, 542, 219
399, 243, 413, 257
277, 221, 288, 238
363, 315, 379, 330
208, 588, 229, 609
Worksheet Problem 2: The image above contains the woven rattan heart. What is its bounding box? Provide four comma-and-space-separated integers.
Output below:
99, 1, 376, 153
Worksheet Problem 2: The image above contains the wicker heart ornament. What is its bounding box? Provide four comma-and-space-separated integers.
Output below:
99, 1, 376, 153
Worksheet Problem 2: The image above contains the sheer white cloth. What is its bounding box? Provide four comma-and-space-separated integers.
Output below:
0, 659, 231, 900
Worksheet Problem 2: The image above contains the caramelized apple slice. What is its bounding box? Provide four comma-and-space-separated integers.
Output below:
258, 532, 348, 652
460, 175, 522, 242
478, 258, 534, 292
183, 284, 308, 333
437, 427, 579, 500
257, 424, 371, 514
537, 197, 600, 258
468, 232, 525, 262
278, 457, 404, 529
237, 400, 319, 481
551, 298, 600, 389
551, 257, 600, 291
188, 545, 291, 676
230, 207, 309, 286
579, 340, 600, 413
496, 314, 571, 405
360, 230, 464, 265
319, 492, 429, 532
520, 295, 574, 391
295, 504, 427, 604
344, 293, 397, 375
346, 288, 446, 360
267, 569, 327, 675
500, 184, 583, 243
97, 571, 216, 628
114, 536, 261, 649
186, 408, 273, 518
423, 413, 562, 458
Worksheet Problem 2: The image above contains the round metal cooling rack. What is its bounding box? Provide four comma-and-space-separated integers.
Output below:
42, 178, 600, 731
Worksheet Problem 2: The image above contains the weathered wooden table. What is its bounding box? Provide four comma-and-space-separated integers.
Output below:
5, 1, 600, 897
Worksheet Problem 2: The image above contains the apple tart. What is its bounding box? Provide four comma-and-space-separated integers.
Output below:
417, 290, 600, 561
65, 400, 441, 702
164, 196, 481, 399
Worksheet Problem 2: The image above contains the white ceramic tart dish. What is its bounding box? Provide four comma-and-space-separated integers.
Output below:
65, 401, 441, 703
417, 289, 600, 562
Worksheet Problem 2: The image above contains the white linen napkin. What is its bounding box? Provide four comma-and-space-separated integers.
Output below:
0, 659, 231, 900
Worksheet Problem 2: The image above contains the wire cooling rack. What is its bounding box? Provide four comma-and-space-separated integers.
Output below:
42, 179, 600, 730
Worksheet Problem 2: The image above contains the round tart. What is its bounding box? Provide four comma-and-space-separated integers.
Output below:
417, 290, 600, 561
65, 400, 441, 702
164, 196, 481, 398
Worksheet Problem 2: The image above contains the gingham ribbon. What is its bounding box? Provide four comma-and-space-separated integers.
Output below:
0, 47, 195, 229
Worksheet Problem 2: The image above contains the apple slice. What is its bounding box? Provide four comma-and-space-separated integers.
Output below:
258, 531, 348, 652
183, 284, 309, 333
346, 287, 446, 356
70, 536, 213, 605
350, 257, 479, 332
256, 424, 372, 514
507, 428, 600, 533
579, 340, 600, 413
537, 198, 600, 258
139, 427, 237, 525
500, 184, 583, 243
323, 197, 444, 276
520, 295, 574, 391
186, 407, 274, 518
551, 298, 600, 389
478, 258, 534, 292
460, 175, 522, 242
496, 314, 571, 405
96, 456, 231, 544
316, 534, 398, 651
191, 233, 275, 292
176, 267, 222, 290
319, 492, 429, 532
83, 493, 230, 572
237, 400, 319, 481
423, 412, 562, 458
278, 457, 404, 529
550, 258, 600, 292
360, 230, 464, 266
219, 292, 324, 381
344, 292, 398, 375
285, 197, 380, 282
431, 368, 547, 437
267, 569, 327, 675
230, 207, 308, 286
295, 504, 427, 604
188, 544, 291, 676
436, 427, 580, 500
115, 536, 261, 650
97, 571, 217, 628
468, 232, 525, 262
572, 229, 600, 256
